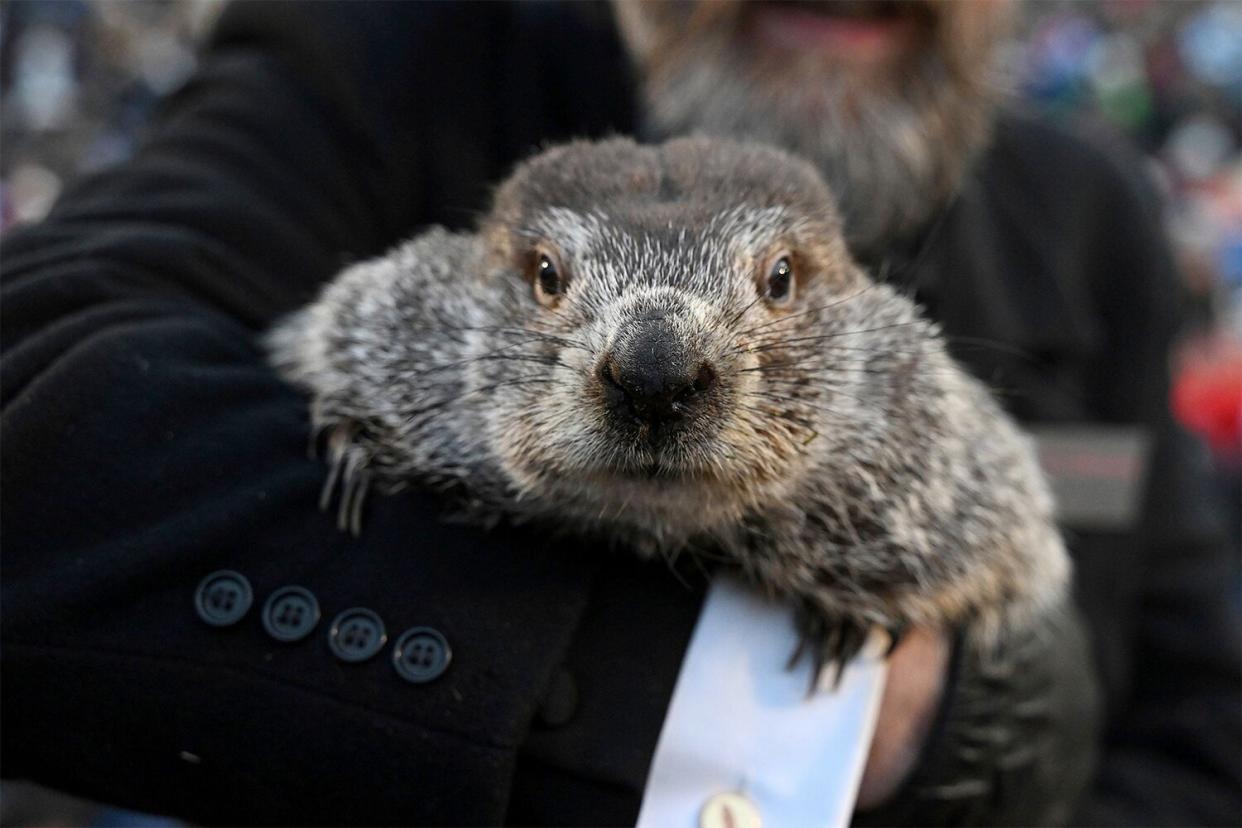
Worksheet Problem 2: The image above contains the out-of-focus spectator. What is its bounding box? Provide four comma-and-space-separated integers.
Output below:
1, 1, 216, 225
1010, 1, 1242, 517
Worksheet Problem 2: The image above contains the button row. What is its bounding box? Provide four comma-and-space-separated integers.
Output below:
193, 570, 451, 683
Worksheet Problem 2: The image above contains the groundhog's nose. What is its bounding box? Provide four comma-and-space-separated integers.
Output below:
600, 319, 716, 431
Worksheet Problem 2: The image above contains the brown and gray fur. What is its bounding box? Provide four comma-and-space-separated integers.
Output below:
268, 137, 1067, 668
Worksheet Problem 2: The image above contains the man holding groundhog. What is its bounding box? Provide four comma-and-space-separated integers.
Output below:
2, 1, 1237, 825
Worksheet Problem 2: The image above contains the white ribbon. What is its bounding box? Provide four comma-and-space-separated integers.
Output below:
637, 578, 889, 828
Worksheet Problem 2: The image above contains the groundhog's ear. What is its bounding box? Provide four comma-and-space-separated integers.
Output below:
476, 225, 553, 287
477, 223, 515, 271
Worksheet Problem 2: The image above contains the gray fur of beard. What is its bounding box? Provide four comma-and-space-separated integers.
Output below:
267, 137, 1068, 661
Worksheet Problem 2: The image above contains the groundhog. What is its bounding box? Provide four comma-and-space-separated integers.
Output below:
268, 136, 1069, 671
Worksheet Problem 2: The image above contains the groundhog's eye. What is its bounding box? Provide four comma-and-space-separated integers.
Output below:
766, 255, 795, 306
532, 250, 564, 307
538, 255, 560, 294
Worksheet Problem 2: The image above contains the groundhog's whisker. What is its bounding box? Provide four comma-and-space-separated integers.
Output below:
744, 413, 819, 436
412, 339, 560, 377
463, 353, 573, 370
735, 398, 806, 419
784, 342, 940, 358
739, 392, 861, 423
731, 359, 809, 374
734, 403, 821, 442
731, 320, 926, 355
746, 385, 899, 418
757, 379, 924, 401
436, 324, 590, 351
757, 333, 1034, 363
762, 369, 1012, 403
758, 366, 964, 383
939, 335, 1036, 361
722, 292, 771, 329
746, 414, 819, 447
732, 283, 882, 337
400, 376, 556, 422
740, 337, 935, 356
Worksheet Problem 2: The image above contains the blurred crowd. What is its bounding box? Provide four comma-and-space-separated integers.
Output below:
1, 1, 215, 225
1011, 0, 1242, 471
1007, 0, 1241, 558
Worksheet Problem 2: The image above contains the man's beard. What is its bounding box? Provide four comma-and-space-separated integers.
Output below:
617, 1, 1010, 259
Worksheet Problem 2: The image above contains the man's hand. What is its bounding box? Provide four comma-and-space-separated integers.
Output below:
857, 627, 950, 809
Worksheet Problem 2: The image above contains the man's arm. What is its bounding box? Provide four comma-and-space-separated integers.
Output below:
0, 5, 613, 823
1076, 419, 1241, 826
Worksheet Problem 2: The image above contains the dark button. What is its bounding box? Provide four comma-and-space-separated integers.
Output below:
261, 586, 321, 643
537, 667, 578, 727
194, 570, 253, 627
327, 607, 387, 663
391, 627, 451, 684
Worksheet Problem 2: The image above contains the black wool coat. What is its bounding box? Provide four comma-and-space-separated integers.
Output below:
2, 2, 1238, 825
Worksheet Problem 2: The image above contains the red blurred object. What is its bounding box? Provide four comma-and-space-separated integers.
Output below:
1173, 335, 1242, 460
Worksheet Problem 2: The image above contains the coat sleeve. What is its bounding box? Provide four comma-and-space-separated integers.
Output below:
1077, 417, 1242, 827
0, 3, 619, 823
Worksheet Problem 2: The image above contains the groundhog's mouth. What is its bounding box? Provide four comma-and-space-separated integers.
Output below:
596, 454, 712, 485
591, 406, 747, 489
612, 462, 702, 484
597, 405, 728, 482
569, 465, 733, 521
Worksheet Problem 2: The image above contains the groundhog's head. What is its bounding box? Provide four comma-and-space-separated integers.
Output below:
473, 137, 890, 545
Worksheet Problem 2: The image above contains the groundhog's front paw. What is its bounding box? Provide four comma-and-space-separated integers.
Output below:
790, 600, 906, 691
313, 419, 374, 535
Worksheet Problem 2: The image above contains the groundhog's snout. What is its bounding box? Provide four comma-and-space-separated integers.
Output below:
598, 313, 717, 440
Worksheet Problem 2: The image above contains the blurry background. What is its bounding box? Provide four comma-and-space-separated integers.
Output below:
0, 0, 1239, 825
